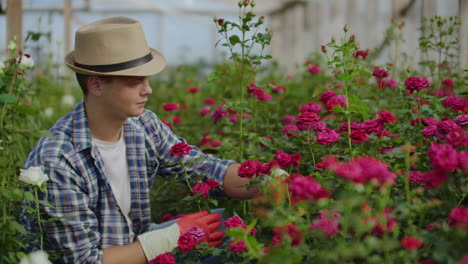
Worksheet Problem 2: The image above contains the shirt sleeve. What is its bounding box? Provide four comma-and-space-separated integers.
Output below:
145, 111, 236, 191
37, 163, 103, 264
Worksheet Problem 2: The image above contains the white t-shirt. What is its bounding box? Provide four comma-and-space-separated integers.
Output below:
92, 131, 134, 236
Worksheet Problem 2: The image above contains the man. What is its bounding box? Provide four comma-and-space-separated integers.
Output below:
22, 17, 257, 263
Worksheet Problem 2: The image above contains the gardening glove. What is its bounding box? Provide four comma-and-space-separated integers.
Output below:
137, 210, 225, 261
177, 210, 225, 247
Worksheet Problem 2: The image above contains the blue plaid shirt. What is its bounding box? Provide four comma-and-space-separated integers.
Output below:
21, 101, 234, 263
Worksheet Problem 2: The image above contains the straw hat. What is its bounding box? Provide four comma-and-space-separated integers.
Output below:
65, 16, 166, 76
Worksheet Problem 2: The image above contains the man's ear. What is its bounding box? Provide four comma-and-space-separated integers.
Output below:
87, 76, 103, 96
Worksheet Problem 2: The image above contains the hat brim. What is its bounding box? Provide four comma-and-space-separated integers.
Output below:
64, 48, 166, 76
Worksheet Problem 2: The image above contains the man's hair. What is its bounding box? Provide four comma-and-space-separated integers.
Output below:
75, 74, 114, 96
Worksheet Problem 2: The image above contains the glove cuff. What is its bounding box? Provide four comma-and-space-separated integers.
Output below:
137, 223, 180, 261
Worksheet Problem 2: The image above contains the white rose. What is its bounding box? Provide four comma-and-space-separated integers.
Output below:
19, 250, 52, 264
0, 61, 5, 74
61, 94, 75, 107
17, 55, 34, 68
8, 40, 16, 51
43, 107, 54, 118
271, 168, 288, 177
19, 166, 49, 187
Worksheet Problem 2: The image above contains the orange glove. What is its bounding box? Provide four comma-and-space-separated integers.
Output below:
177, 210, 225, 247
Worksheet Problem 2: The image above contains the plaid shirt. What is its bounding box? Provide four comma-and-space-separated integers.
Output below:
21, 101, 234, 263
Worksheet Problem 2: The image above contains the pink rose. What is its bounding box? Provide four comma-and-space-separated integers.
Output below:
170, 142, 193, 156
149, 252, 176, 264
316, 129, 340, 145
404, 77, 431, 93
162, 102, 179, 112
401, 236, 423, 251
238, 159, 262, 178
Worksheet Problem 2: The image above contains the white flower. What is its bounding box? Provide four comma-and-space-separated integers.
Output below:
8, 40, 16, 51
0, 139, 3, 150
0, 61, 5, 74
19, 166, 49, 187
271, 168, 288, 177
43, 107, 54, 118
19, 250, 52, 264
61, 94, 75, 107
17, 55, 34, 68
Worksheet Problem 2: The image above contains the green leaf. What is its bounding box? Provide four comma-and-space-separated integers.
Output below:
229, 35, 241, 46
208, 72, 220, 82
0, 94, 18, 104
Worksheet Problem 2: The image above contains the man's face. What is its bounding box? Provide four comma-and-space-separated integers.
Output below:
98, 76, 152, 119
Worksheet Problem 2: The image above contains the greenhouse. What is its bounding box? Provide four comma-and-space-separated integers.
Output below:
0, 0, 467, 263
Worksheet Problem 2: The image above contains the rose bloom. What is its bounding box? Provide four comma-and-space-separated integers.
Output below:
316, 128, 340, 145
162, 102, 179, 112
19, 166, 49, 187
309, 212, 340, 237
296, 111, 320, 131
275, 150, 301, 168
281, 115, 296, 125
354, 49, 368, 60
187, 87, 200, 93
200, 106, 211, 116
340, 121, 362, 132
401, 236, 423, 251
300, 102, 322, 113
308, 64, 321, 74
171, 116, 181, 124
349, 129, 369, 143
191, 182, 211, 197
454, 114, 468, 127
206, 179, 220, 189
282, 124, 300, 137
149, 252, 176, 264
442, 77, 455, 87
238, 159, 262, 178
230, 240, 247, 254
204, 97, 216, 105
422, 125, 438, 138
224, 216, 243, 229
288, 173, 330, 201
458, 151, 468, 175
315, 155, 338, 170
319, 90, 336, 104
446, 129, 468, 148
272, 87, 287, 93
185, 226, 205, 241
324, 95, 346, 112
384, 79, 398, 88
377, 110, 397, 123
170, 142, 193, 156
404, 76, 430, 93
409, 171, 424, 184
443, 96, 466, 112
446, 206, 468, 230
19, 250, 52, 264
372, 68, 390, 79
422, 169, 448, 188
428, 143, 458, 171
178, 232, 197, 252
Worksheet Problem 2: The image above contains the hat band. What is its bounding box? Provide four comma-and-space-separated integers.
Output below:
74, 52, 153, 73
